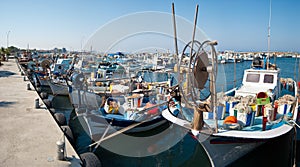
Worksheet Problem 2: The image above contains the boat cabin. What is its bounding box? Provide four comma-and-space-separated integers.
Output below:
50, 58, 72, 75
235, 68, 280, 99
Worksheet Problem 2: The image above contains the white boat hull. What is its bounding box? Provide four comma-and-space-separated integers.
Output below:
48, 81, 69, 96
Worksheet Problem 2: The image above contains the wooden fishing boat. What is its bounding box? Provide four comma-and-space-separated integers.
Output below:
159, 1, 299, 165
161, 40, 299, 166
47, 57, 75, 96
68, 71, 177, 146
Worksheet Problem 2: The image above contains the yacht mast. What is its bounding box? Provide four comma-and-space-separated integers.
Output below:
267, 0, 272, 69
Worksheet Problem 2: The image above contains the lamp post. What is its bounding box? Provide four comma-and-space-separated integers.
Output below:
81, 36, 85, 53
6, 31, 10, 61
6, 30, 10, 48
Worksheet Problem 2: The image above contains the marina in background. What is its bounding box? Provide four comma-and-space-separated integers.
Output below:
1, 1, 300, 167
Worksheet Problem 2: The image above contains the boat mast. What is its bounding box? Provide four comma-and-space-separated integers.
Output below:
267, 0, 272, 69
172, 3, 179, 58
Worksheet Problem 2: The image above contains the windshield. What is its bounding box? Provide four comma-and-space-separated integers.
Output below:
246, 73, 260, 83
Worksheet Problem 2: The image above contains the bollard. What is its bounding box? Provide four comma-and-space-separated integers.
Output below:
35, 98, 40, 109
56, 140, 65, 160
27, 83, 31, 90
23, 76, 26, 81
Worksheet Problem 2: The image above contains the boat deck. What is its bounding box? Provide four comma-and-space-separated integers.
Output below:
0, 59, 81, 167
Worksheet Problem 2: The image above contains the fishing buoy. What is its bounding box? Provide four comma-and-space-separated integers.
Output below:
145, 102, 158, 115
80, 152, 102, 167
223, 116, 237, 124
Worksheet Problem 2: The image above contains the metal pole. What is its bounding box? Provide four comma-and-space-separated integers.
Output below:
274, 53, 276, 66
187, 5, 199, 94
298, 57, 300, 82
171, 2, 180, 74
6, 30, 10, 48
294, 57, 297, 81
172, 3, 179, 57
211, 42, 218, 133
190, 4, 199, 61
234, 53, 236, 88
6, 31, 10, 61
81, 36, 85, 53
267, 0, 272, 69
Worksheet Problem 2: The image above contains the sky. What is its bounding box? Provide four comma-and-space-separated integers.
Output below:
0, 0, 299, 52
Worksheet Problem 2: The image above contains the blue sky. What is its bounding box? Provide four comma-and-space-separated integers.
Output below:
0, 0, 299, 52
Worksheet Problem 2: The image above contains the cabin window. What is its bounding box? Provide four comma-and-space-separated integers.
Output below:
246, 74, 260, 83
263, 74, 274, 83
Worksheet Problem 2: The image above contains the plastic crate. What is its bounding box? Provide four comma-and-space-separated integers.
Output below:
256, 92, 270, 105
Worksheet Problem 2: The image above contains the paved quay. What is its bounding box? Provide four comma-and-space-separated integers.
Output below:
0, 59, 81, 167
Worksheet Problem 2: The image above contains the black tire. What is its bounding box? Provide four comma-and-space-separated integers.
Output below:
49, 108, 56, 114
35, 82, 40, 88
36, 87, 41, 93
40, 92, 48, 99
54, 113, 66, 126
61, 125, 75, 146
43, 99, 52, 108
80, 152, 102, 167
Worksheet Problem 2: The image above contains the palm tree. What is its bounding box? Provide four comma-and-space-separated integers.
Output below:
0, 47, 11, 61
0, 47, 5, 61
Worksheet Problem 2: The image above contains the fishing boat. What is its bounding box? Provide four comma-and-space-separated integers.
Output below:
47, 57, 76, 96
161, 1, 299, 164
28, 58, 52, 92
161, 38, 299, 166
68, 70, 178, 148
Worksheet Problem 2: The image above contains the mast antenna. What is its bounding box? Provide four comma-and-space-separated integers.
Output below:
172, 3, 179, 58
267, 0, 272, 69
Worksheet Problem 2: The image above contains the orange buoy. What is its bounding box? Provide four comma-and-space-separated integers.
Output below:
223, 116, 238, 124
145, 102, 158, 115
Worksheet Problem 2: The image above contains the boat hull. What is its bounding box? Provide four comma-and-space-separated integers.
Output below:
48, 81, 69, 96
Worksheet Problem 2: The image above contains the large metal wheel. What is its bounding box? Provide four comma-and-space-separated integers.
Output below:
177, 40, 218, 108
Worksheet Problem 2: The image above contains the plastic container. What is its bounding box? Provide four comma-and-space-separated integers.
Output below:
256, 92, 270, 105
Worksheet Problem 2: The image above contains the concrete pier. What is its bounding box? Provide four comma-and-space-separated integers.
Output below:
0, 59, 81, 167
